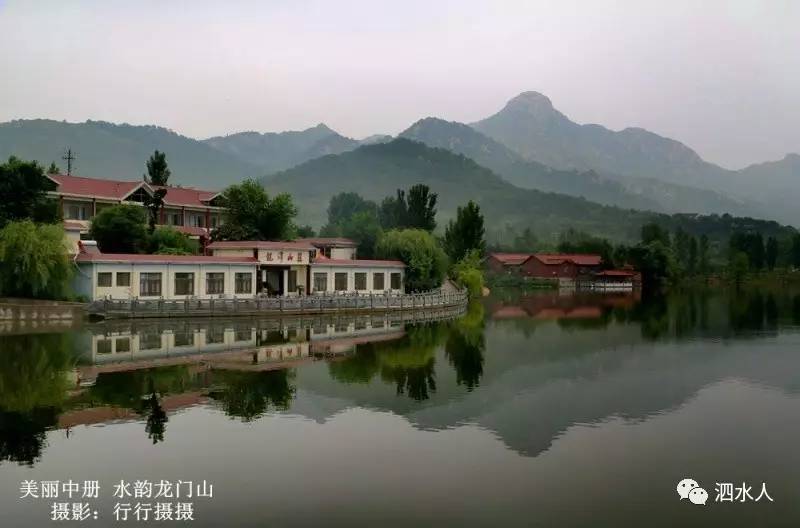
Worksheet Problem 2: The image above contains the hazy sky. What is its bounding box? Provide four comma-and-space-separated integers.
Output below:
1, 0, 798, 169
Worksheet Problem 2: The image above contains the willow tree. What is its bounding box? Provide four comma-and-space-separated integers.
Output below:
0, 221, 72, 299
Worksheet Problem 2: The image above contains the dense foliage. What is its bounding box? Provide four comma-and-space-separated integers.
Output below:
148, 227, 199, 255
0, 156, 59, 228
89, 205, 149, 253
444, 200, 485, 262
375, 229, 448, 291
213, 179, 298, 241
0, 221, 72, 299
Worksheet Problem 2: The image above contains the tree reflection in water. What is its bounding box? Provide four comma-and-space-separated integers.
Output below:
0, 333, 75, 466
445, 302, 486, 391
208, 370, 296, 422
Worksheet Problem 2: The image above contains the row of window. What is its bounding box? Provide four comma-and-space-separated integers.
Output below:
63, 201, 221, 227
97, 271, 253, 296
312, 271, 401, 292
96, 328, 254, 354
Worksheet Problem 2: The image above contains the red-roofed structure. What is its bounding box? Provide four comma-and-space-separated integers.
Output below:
48, 174, 225, 252
486, 252, 603, 278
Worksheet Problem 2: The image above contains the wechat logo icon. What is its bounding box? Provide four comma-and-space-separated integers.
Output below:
677, 478, 708, 505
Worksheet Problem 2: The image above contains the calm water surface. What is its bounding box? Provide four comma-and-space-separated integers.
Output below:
2, 289, 800, 527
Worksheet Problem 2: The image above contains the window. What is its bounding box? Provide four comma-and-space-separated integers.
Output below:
67, 204, 89, 220
140, 273, 162, 297
235, 273, 252, 294
206, 327, 225, 344
373, 272, 385, 291
140, 333, 162, 351
115, 337, 131, 353
116, 272, 131, 287
173, 331, 194, 347
390, 272, 401, 290
313, 272, 328, 292
97, 272, 112, 287
206, 273, 224, 295
234, 327, 252, 342
174, 272, 194, 295
334, 272, 348, 291
96, 339, 112, 354
354, 272, 367, 291
288, 270, 298, 293
190, 214, 205, 227
170, 213, 183, 226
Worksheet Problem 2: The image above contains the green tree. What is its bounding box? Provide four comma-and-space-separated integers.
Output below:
148, 227, 199, 255
444, 200, 485, 262
0, 157, 59, 228
324, 192, 378, 228
406, 184, 437, 231
450, 249, 485, 298
628, 240, 676, 288
730, 251, 749, 288
142, 188, 167, 234
641, 222, 670, 246
339, 210, 383, 258
792, 234, 800, 269
687, 236, 698, 274
698, 234, 711, 274
89, 205, 148, 253
557, 228, 615, 268
379, 190, 408, 230
765, 236, 779, 271
295, 225, 316, 238
145, 150, 171, 186
212, 179, 297, 241
376, 229, 448, 291
46, 162, 60, 175
0, 221, 72, 299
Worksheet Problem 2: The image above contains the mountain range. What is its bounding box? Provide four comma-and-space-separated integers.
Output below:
1, 90, 797, 231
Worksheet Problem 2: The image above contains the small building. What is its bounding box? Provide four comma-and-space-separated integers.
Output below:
74, 236, 406, 301
486, 252, 603, 279
297, 237, 358, 260
485, 253, 532, 274
520, 254, 603, 279
591, 269, 642, 290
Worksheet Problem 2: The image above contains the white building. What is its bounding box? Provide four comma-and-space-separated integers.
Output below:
73, 238, 405, 300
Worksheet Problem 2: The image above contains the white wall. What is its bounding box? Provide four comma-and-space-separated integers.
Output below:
309, 265, 404, 294
77, 262, 258, 300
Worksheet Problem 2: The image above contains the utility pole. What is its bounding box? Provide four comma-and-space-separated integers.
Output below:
62, 148, 76, 176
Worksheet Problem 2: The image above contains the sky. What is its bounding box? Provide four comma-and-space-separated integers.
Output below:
1, 0, 798, 169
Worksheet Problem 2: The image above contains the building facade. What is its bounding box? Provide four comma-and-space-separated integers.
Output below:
49, 173, 224, 252
74, 238, 405, 300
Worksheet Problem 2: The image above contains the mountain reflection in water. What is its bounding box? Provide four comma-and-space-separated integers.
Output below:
2, 288, 800, 527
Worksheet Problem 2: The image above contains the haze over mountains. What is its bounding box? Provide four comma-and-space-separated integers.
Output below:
1, 90, 798, 230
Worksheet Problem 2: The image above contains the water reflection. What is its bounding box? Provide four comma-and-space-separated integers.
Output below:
2, 288, 800, 470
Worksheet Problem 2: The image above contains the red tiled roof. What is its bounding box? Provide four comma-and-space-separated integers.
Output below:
49, 174, 143, 200
488, 253, 531, 265
151, 185, 219, 208
311, 258, 405, 268
208, 240, 316, 251
532, 254, 602, 266
296, 237, 358, 248
75, 253, 256, 265
49, 174, 219, 208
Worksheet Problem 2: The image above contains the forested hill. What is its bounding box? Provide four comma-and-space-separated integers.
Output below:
0, 119, 261, 189
263, 138, 794, 243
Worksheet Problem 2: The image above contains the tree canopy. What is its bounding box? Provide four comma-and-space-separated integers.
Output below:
148, 227, 199, 255
375, 229, 448, 291
378, 184, 438, 231
444, 200, 485, 262
89, 205, 149, 253
145, 150, 171, 186
0, 157, 59, 228
213, 180, 298, 241
0, 221, 72, 299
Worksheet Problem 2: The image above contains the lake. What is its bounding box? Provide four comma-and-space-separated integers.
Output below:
1, 288, 799, 527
